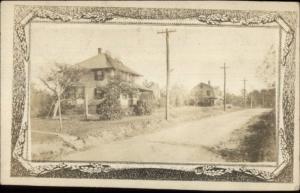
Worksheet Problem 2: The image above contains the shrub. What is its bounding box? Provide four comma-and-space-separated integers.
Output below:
31, 87, 54, 118
96, 100, 123, 120
61, 101, 75, 114
61, 101, 85, 115
189, 99, 195, 106
95, 77, 138, 120
134, 99, 154, 116
123, 107, 135, 116
134, 100, 144, 116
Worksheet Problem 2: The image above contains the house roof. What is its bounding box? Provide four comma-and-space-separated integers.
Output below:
198, 82, 211, 87
193, 82, 214, 90
191, 82, 216, 97
75, 52, 141, 76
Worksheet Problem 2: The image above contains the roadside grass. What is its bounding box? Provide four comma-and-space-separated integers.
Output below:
207, 109, 276, 162
31, 105, 240, 160
31, 133, 75, 160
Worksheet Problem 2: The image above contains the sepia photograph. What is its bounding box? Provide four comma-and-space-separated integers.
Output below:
30, 23, 278, 163
1, 1, 299, 190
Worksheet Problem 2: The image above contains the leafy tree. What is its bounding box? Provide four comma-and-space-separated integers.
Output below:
256, 45, 276, 88
226, 93, 244, 107
247, 89, 275, 108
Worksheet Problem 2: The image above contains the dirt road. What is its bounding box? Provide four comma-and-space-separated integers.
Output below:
62, 108, 271, 163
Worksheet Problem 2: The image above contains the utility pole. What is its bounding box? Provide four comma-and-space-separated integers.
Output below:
157, 28, 176, 120
220, 63, 228, 111
242, 78, 247, 108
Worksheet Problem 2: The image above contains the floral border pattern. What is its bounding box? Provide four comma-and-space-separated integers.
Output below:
11, 5, 297, 183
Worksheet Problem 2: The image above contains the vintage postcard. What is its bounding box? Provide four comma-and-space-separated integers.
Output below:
1, 1, 299, 191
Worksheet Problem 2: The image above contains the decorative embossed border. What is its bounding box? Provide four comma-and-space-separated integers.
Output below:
11, 5, 297, 183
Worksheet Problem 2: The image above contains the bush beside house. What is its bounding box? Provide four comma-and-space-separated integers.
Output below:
95, 78, 139, 120
95, 80, 155, 120
96, 100, 124, 120
134, 92, 155, 116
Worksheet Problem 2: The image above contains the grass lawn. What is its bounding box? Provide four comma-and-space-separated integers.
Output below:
31, 105, 240, 160
207, 109, 276, 162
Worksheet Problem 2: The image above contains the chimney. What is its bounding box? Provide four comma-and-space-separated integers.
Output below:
98, 48, 102, 54
208, 80, 211, 86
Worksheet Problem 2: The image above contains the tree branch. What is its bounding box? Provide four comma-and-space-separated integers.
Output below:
39, 78, 57, 95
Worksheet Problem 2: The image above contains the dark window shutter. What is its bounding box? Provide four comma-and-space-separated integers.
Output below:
94, 71, 98, 80
94, 88, 97, 98
100, 71, 104, 81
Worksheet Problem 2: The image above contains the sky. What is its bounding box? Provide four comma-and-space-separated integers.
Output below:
30, 22, 279, 95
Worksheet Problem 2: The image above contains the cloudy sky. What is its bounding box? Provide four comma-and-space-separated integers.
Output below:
30, 22, 279, 94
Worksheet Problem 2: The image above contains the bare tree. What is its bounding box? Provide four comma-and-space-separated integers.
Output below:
143, 79, 161, 103
169, 84, 188, 107
143, 79, 155, 88
39, 63, 84, 121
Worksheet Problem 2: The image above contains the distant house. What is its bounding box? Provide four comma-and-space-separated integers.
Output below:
68, 48, 152, 114
190, 81, 217, 106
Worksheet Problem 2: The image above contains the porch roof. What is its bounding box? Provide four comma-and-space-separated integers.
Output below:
132, 83, 153, 92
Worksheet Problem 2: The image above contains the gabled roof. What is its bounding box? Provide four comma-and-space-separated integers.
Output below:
75, 52, 141, 76
196, 82, 213, 89
76, 54, 110, 69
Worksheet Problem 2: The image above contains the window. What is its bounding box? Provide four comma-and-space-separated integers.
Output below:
76, 87, 84, 99
94, 88, 104, 99
94, 70, 104, 81
207, 90, 211, 96
64, 87, 84, 99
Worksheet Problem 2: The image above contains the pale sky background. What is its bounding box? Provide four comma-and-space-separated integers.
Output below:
30, 23, 279, 95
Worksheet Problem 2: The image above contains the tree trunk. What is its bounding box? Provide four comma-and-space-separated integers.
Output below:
57, 91, 63, 132
52, 101, 59, 119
